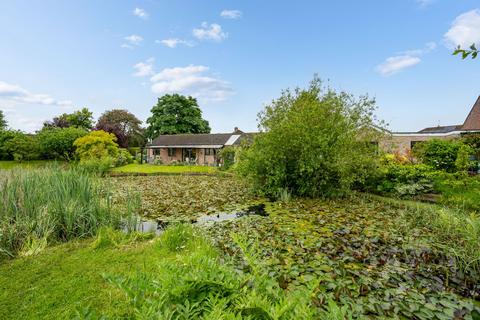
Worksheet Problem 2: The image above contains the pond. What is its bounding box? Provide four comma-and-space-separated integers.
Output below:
128, 204, 268, 235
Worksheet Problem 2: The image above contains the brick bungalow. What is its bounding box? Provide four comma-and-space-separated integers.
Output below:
380, 96, 480, 154
145, 128, 253, 166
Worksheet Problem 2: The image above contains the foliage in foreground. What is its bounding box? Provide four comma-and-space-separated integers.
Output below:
206, 197, 480, 319
237, 76, 382, 199
89, 224, 346, 319
0, 167, 122, 258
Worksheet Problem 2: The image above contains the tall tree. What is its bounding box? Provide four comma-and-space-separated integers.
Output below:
145, 94, 211, 139
43, 107, 94, 130
0, 110, 7, 130
95, 109, 144, 148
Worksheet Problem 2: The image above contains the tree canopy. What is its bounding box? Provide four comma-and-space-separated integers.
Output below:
0, 110, 7, 131
95, 109, 144, 148
44, 108, 94, 130
145, 94, 211, 139
237, 77, 382, 199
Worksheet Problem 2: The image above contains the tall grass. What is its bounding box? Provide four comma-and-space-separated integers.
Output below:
366, 194, 480, 274
0, 167, 121, 258
95, 224, 350, 319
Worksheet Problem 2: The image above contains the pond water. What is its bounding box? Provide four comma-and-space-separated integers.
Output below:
127, 204, 268, 235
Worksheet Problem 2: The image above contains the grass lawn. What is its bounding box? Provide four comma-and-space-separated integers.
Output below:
0, 160, 58, 169
0, 237, 162, 319
111, 163, 218, 175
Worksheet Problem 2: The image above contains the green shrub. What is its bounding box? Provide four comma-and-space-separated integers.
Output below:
237, 77, 382, 199
413, 139, 462, 172
153, 158, 163, 165
455, 144, 474, 172
77, 157, 115, 176
0, 167, 121, 258
218, 146, 236, 170
37, 126, 87, 160
372, 164, 436, 197
2, 132, 41, 161
73, 130, 119, 160
115, 148, 133, 167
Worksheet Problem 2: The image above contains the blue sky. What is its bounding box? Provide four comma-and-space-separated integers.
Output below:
0, 0, 479, 133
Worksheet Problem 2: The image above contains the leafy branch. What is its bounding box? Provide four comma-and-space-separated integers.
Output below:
453, 43, 478, 60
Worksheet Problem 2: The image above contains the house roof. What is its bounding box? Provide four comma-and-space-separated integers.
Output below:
461, 96, 480, 131
148, 133, 234, 147
418, 125, 462, 134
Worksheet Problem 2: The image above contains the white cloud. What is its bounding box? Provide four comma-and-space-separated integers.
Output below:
220, 10, 242, 19
133, 7, 148, 19
444, 9, 480, 48
122, 34, 143, 48
0, 81, 72, 106
400, 41, 437, 56
156, 38, 194, 48
376, 55, 421, 76
376, 42, 436, 76
149, 65, 233, 102
133, 58, 155, 77
193, 22, 228, 42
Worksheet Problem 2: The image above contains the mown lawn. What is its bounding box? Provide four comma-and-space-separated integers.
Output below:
0, 238, 162, 319
0, 160, 57, 169
111, 163, 217, 175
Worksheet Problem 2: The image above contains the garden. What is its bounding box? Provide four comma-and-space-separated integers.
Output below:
1, 81, 480, 319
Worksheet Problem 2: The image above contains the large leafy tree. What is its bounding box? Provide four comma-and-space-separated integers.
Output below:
0, 110, 7, 131
145, 94, 211, 139
237, 76, 382, 199
95, 109, 144, 148
44, 107, 94, 130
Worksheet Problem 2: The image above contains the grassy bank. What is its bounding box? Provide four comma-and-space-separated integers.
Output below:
0, 225, 344, 319
111, 163, 217, 175
0, 235, 159, 319
0, 160, 58, 170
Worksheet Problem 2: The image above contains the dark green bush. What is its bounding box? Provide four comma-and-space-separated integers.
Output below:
413, 139, 462, 172
373, 164, 437, 197
37, 127, 87, 160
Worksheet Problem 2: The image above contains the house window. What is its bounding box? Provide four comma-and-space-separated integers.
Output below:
153, 149, 160, 156
168, 148, 176, 157
205, 148, 216, 156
